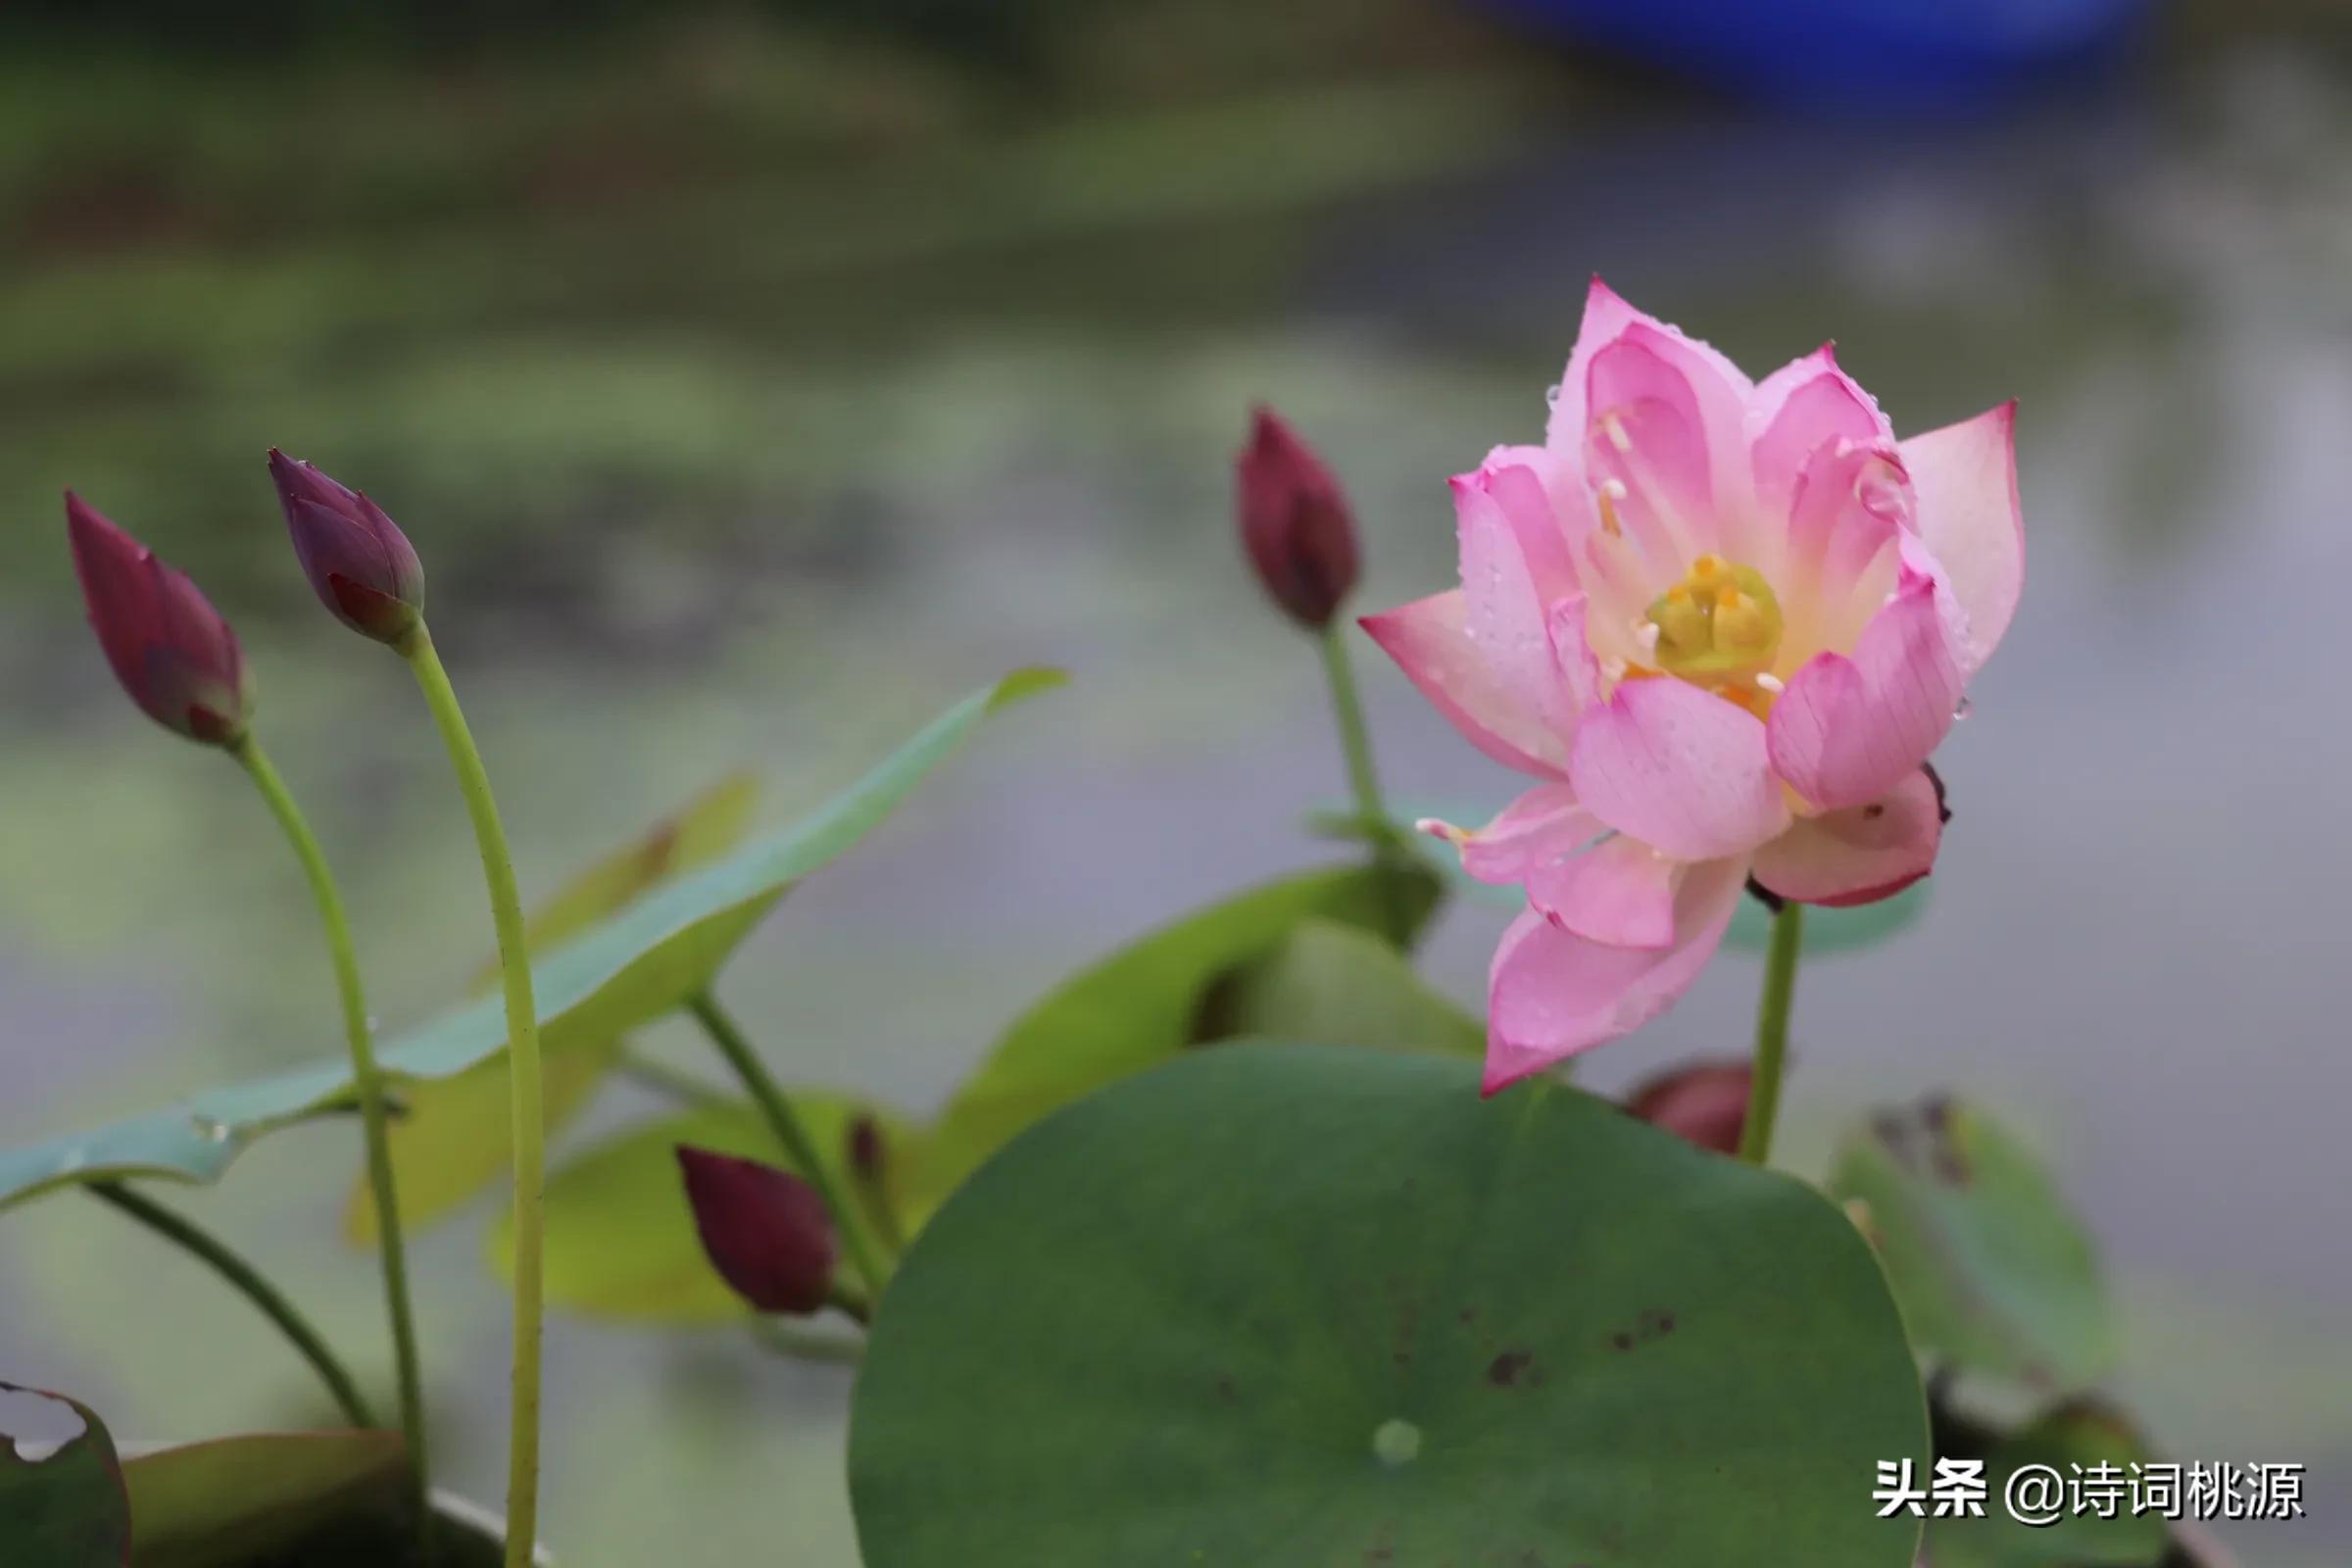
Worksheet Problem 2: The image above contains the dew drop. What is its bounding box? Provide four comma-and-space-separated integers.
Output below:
1953, 697, 1973, 721
1371, 1417, 1423, 1468
192, 1115, 232, 1145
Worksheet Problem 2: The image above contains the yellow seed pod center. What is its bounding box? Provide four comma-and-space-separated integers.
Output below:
1644, 554, 1783, 682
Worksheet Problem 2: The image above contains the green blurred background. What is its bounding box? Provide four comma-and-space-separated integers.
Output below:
2, 1, 2348, 1563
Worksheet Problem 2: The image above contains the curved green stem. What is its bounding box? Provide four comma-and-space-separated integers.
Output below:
402, 626, 544, 1568
1318, 621, 1409, 945
1318, 622, 1390, 837
1737, 901, 1805, 1166
231, 735, 429, 1534
686, 993, 888, 1299
87, 1182, 376, 1430
615, 1048, 734, 1109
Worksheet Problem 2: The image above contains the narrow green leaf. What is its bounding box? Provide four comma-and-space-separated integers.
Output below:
467, 772, 760, 995
1829, 1098, 2112, 1392
0, 670, 1059, 1212
851, 1044, 1928, 1568
906, 861, 1442, 1217
121, 1431, 405, 1568
0, 1383, 129, 1568
341, 1040, 621, 1245
488, 1096, 909, 1322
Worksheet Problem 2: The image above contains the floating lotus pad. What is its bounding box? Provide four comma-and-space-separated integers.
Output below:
852, 1043, 1929, 1568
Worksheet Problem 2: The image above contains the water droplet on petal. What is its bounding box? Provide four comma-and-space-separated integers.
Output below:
192, 1115, 232, 1145
1544, 383, 1563, 411
1953, 697, 1973, 720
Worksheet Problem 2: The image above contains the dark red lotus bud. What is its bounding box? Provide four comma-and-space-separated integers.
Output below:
1237, 406, 1359, 630
267, 450, 425, 646
1624, 1060, 1752, 1155
675, 1145, 837, 1315
66, 492, 253, 747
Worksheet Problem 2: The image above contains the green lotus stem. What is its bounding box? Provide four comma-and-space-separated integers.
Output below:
686, 992, 888, 1299
1737, 902, 1805, 1166
1319, 622, 1411, 944
230, 734, 430, 1534
401, 625, 544, 1568
1318, 622, 1389, 837
87, 1182, 377, 1430
616, 1048, 735, 1109
749, 1320, 866, 1366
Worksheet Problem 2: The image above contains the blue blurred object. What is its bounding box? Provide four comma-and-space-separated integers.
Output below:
1486, 0, 2150, 112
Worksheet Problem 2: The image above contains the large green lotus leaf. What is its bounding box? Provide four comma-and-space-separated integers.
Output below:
0, 1383, 129, 1567
0, 671, 1057, 1213
1209, 918, 1481, 1056
1829, 1099, 2112, 1392
487, 1094, 909, 1322
851, 1044, 1929, 1568
346, 773, 761, 1244
121, 1430, 405, 1567
1928, 1402, 2169, 1568
906, 862, 1441, 1216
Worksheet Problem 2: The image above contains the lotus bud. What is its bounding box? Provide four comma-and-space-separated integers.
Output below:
66, 492, 252, 747
1236, 406, 1359, 630
1623, 1060, 1752, 1155
675, 1145, 838, 1315
267, 449, 425, 646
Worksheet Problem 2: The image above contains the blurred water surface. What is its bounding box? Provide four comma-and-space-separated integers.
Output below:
1, 20, 2348, 1566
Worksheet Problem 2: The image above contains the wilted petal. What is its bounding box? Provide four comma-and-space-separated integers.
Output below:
1362, 590, 1565, 777
1901, 402, 2024, 675
1750, 767, 1943, 906
1484, 858, 1747, 1093
1569, 678, 1789, 859
1768, 566, 1963, 810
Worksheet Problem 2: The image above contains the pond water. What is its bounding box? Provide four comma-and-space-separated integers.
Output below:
1, 38, 2346, 1567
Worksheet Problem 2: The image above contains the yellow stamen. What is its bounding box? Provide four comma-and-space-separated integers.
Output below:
1642, 555, 1784, 692
1599, 411, 1633, 454
1595, 481, 1626, 539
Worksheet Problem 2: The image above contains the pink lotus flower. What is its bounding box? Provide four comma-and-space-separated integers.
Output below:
1364, 282, 2023, 1094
